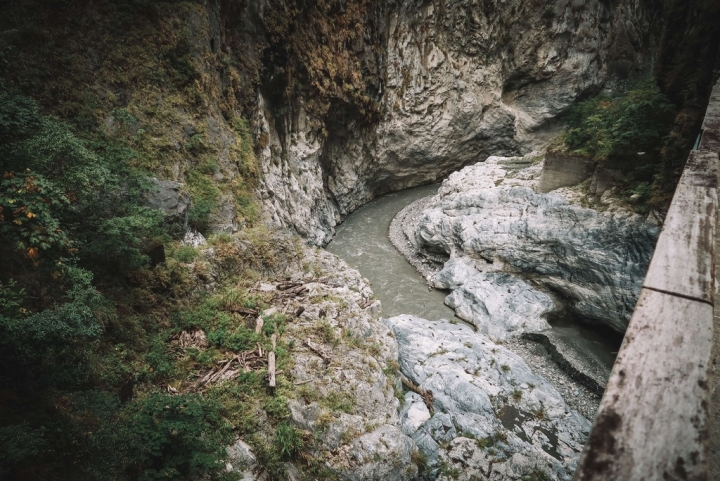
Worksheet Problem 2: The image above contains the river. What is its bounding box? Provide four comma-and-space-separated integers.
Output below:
326, 184, 621, 372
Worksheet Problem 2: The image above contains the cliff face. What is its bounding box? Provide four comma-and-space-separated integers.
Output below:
2, 1, 711, 245
254, 0, 658, 243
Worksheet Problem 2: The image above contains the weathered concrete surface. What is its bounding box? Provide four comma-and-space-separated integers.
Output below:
709, 213, 720, 480
538, 152, 595, 193
575, 115, 719, 481
705, 79, 720, 480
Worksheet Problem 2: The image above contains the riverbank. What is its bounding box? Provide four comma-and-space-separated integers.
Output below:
329, 182, 603, 421
387, 169, 627, 420
327, 185, 594, 478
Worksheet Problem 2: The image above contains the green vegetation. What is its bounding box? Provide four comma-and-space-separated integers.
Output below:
0, 0, 269, 473
187, 159, 222, 233
0, 86, 241, 480
275, 423, 304, 460
260, 0, 383, 123
561, 81, 678, 212
521, 467, 554, 481
563, 81, 676, 163
531, 406, 549, 422
321, 390, 356, 414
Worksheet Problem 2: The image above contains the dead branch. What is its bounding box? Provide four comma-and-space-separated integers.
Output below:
401, 375, 435, 414
224, 305, 258, 317
305, 338, 332, 363
268, 352, 276, 388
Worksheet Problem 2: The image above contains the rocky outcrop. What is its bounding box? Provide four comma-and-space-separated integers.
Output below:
386, 315, 591, 481
145, 178, 190, 229
433, 258, 553, 341
220, 246, 417, 480
411, 155, 659, 333
283, 249, 417, 481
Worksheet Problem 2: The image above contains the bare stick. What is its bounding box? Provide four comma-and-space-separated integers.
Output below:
268, 352, 276, 388
305, 338, 332, 363
401, 375, 435, 414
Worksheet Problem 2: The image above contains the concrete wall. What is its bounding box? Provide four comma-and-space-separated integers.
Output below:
538, 151, 595, 193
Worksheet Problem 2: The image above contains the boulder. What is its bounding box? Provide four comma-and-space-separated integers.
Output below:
414, 156, 659, 333
433, 258, 553, 341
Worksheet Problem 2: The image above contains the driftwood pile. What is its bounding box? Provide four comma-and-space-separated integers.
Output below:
184, 348, 268, 393
273, 282, 308, 301
177, 315, 282, 394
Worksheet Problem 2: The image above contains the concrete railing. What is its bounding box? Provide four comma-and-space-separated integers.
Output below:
575, 80, 720, 480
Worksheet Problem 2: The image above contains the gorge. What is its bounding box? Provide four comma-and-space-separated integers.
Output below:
0, 1, 719, 480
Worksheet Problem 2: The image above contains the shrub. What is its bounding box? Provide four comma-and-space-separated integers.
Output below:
173, 245, 199, 263
562, 81, 676, 169
187, 162, 221, 233
127, 393, 233, 480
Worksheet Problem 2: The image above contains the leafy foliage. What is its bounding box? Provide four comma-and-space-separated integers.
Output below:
563, 81, 676, 165
187, 159, 221, 233
128, 393, 233, 481
0, 88, 237, 480
561, 81, 679, 212
274, 423, 304, 461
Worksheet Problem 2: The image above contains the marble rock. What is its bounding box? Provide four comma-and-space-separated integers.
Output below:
386, 315, 591, 481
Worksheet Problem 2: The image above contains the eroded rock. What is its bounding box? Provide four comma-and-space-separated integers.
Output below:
413, 155, 659, 333
282, 248, 417, 480
145, 177, 190, 228
433, 258, 553, 341
386, 315, 591, 481
258, 0, 655, 245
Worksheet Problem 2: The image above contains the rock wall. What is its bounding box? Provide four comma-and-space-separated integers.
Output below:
256, 0, 658, 244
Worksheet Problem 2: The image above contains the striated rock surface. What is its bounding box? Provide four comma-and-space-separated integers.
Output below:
433, 258, 553, 341
412, 155, 659, 333
386, 315, 591, 481
257, 0, 656, 244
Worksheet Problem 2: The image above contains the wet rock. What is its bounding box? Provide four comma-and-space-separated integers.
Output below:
386, 315, 591, 481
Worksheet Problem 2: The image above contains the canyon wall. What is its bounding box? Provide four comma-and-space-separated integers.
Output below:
255, 0, 658, 244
